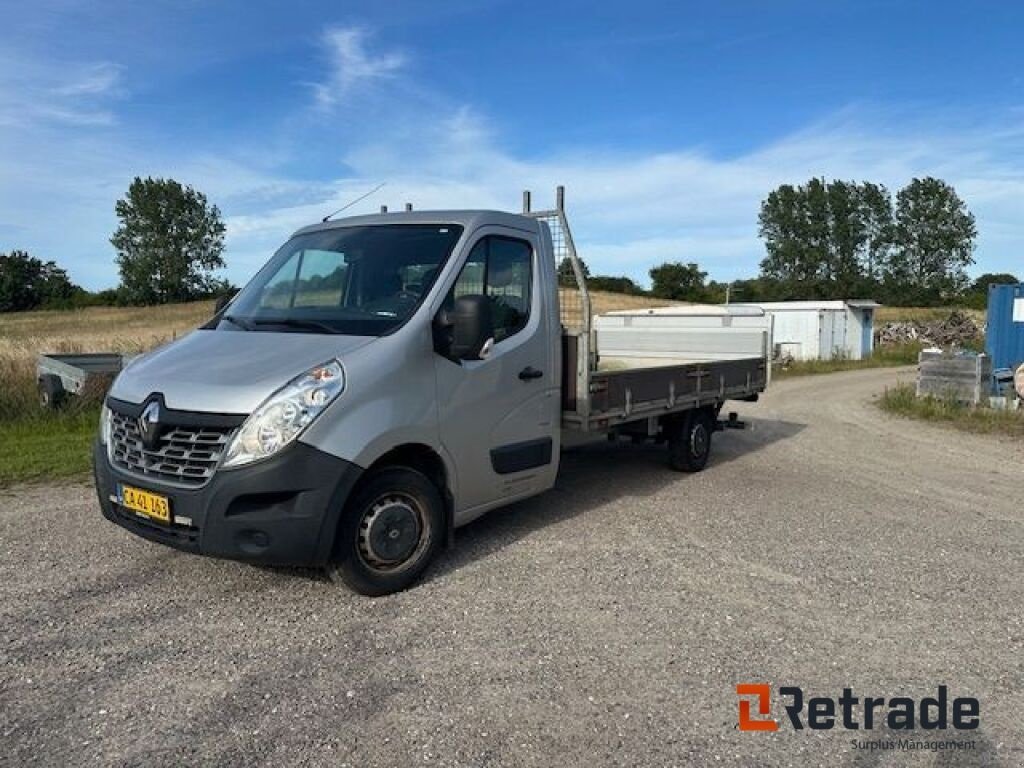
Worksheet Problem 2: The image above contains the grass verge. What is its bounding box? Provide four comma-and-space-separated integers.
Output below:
774, 343, 921, 378
0, 409, 99, 486
877, 383, 1024, 437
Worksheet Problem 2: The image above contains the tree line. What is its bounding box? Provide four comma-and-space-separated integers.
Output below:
559, 176, 1016, 308
758, 176, 980, 305
1, 174, 1018, 313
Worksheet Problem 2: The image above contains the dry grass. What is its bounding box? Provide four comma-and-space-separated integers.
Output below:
559, 288, 681, 328
875, 306, 985, 324
0, 301, 214, 422
0, 301, 214, 359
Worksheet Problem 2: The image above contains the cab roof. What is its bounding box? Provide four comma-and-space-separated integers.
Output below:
291, 209, 540, 239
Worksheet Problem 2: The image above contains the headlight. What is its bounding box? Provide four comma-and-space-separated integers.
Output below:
222, 360, 345, 468
99, 404, 112, 446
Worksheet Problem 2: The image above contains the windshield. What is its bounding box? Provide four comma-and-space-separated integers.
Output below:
218, 224, 464, 336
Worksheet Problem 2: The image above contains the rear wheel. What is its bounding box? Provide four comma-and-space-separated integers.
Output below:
666, 409, 714, 472
327, 467, 443, 596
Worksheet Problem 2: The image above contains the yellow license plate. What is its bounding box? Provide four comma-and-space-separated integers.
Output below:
120, 485, 171, 524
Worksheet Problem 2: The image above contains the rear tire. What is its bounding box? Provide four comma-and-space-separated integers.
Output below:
327, 467, 443, 596
38, 375, 64, 410
666, 409, 713, 472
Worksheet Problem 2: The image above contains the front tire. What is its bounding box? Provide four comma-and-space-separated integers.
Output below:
666, 409, 713, 472
327, 467, 443, 596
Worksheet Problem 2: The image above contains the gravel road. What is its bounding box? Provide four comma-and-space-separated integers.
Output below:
2, 367, 1022, 767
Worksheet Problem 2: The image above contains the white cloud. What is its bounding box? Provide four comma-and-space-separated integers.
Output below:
0, 56, 125, 128
53, 62, 124, 98
220, 105, 1024, 287
311, 26, 406, 108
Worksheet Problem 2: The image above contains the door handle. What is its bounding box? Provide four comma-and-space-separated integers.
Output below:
519, 366, 543, 381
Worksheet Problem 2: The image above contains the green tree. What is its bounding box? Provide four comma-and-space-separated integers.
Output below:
588, 275, 646, 295
649, 261, 708, 301
825, 179, 870, 294
0, 250, 77, 311
962, 272, 1020, 309
557, 255, 590, 287
758, 182, 818, 289
858, 182, 894, 283
886, 177, 976, 304
758, 178, 896, 299
970, 272, 1019, 292
111, 177, 226, 304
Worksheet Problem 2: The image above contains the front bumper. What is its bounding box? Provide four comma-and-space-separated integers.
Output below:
93, 441, 363, 567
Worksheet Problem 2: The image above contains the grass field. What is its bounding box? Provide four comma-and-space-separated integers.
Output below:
878, 383, 1024, 437
0, 300, 214, 356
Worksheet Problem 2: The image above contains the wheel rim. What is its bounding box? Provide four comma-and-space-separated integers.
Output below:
357, 492, 428, 572
690, 423, 708, 457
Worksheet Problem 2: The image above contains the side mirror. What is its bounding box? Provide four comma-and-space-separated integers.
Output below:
433, 295, 494, 361
214, 292, 237, 315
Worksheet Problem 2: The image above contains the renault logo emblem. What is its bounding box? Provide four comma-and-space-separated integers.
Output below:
138, 401, 162, 450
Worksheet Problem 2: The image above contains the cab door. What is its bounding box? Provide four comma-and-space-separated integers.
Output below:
433, 228, 560, 519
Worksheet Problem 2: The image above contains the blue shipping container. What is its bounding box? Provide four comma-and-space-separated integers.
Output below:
985, 283, 1024, 389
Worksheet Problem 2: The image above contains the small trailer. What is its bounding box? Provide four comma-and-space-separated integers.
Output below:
36, 353, 126, 408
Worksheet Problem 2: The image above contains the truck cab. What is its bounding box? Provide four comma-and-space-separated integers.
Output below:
94, 191, 769, 595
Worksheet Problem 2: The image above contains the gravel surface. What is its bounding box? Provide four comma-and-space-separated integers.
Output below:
2, 367, 1022, 767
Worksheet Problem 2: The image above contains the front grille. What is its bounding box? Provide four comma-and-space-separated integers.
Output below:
109, 410, 234, 487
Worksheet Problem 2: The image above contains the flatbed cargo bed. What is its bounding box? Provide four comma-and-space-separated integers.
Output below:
562, 347, 767, 431
524, 195, 772, 435
559, 304, 771, 432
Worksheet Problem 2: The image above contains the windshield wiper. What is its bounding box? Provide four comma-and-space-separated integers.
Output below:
250, 317, 340, 334
222, 314, 254, 330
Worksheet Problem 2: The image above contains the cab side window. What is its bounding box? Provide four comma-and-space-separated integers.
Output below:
449, 236, 532, 343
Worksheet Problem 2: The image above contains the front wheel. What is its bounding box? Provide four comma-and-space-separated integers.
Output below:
666, 410, 714, 472
327, 467, 443, 596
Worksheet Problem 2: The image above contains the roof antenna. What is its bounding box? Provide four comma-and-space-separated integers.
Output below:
322, 182, 386, 222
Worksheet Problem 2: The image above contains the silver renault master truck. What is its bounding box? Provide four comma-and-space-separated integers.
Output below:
94, 191, 769, 595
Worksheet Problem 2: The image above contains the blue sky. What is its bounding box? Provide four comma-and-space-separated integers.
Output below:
2, 0, 1023, 290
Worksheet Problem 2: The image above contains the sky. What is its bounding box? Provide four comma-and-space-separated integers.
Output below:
2, 0, 1023, 290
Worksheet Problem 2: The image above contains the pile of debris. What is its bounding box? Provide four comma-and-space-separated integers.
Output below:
875, 310, 983, 348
